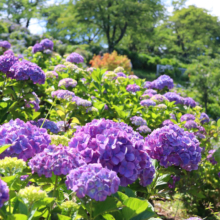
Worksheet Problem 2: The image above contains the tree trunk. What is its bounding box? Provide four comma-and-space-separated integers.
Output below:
26, 19, 31, 28
108, 43, 114, 53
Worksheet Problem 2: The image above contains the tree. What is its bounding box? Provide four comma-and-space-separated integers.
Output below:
153, 5, 220, 59
0, 0, 46, 28
59, 0, 164, 52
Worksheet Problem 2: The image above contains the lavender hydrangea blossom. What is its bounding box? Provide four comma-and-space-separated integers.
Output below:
58, 78, 77, 88
0, 179, 9, 208
130, 116, 147, 126
65, 164, 120, 201
143, 81, 151, 89
161, 120, 174, 127
151, 94, 168, 103
184, 120, 198, 129
126, 84, 140, 92
8, 60, 45, 84
140, 99, 156, 107
183, 97, 197, 108
30, 118, 60, 134
144, 124, 202, 171
52, 90, 75, 101
150, 75, 174, 90
0, 41, 11, 49
25, 92, 40, 111
66, 52, 84, 63
144, 89, 157, 95
207, 150, 217, 165
54, 64, 66, 72
0, 119, 51, 161
29, 145, 85, 177
32, 43, 43, 54
137, 126, 151, 134
181, 114, 196, 122
0, 54, 18, 74
200, 113, 210, 124
164, 92, 183, 104
40, 39, 53, 50
117, 72, 127, 78
3, 50, 14, 56
128, 75, 138, 79
72, 97, 92, 107
68, 119, 155, 187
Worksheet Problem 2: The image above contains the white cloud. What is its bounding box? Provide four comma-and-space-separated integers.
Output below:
28, 19, 46, 35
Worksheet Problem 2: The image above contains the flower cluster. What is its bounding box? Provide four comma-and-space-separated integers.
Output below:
29, 144, 85, 177
25, 92, 40, 111
143, 81, 151, 89
0, 179, 9, 208
140, 99, 156, 107
103, 71, 117, 80
184, 120, 198, 129
194, 126, 206, 139
72, 97, 92, 107
45, 71, 58, 79
54, 64, 66, 72
156, 104, 167, 109
32, 39, 53, 53
58, 78, 77, 88
161, 119, 174, 127
50, 135, 70, 146
183, 97, 197, 108
65, 164, 120, 201
4, 50, 14, 56
144, 89, 157, 95
0, 157, 26, 175
0, 119, 51, 161
61, 201, 78, 211
69, 119, 155, 187
18, 186, 48, 204
181, 114, 195, 122
144, 124, 202, 171
126, 84, 140, 92
8, 60, 45, 84
116, 72, 127, 78
114, 66, 124, 73
150, 75, 174, 90
32, 43, 43, 54
151, 94, 168, 103
0, 41, 11, 49
130, 116, 147, 126
136, 125, 151, 134
30, 118, 60, 134
0, 54, 18, 74
200, 113, 210, 124
207, 150, 217, 165
86, 107, 98, 113
66, 52, 84, 63
164, 92, 183, 104
52, 90, 75, 101
128, 75, 138, 79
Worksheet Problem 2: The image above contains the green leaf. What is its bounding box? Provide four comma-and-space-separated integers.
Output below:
101, 214, 115, 220
213, 148, 220, 165
155, 174, 171, 187
113, 191, 128, 203
217, 119, 220, 128
13, 214, 28, 220
0, 144, 11, 154
93, 197, 122, 218
1, 176, 17, 188
122, 198, 148, 220
57, 214, 71, 220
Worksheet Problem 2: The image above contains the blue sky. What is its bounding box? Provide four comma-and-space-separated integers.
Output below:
28, 0, 220, 35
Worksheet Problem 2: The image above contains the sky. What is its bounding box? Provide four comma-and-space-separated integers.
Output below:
28, 0, 220, 35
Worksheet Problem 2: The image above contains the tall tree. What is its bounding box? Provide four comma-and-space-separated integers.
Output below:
59, 0, 164, 52
0, 0, 46, 28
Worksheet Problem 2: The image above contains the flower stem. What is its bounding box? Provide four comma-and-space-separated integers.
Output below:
53, 175, 58, 198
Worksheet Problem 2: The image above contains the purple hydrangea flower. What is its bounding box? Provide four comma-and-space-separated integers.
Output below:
181, 114, 196, 122
143, 81, 151, 89
30, 118, 60, 134
40, 39, 53, 50
150, 75, 174, 90
72, 97, 92, 107
68, 119, 155, 187
0, 119, 51, 161
200, 113, 210, 124
25, 92, 40, 111
128, 75, 138, 79
4, 50, 14, 56
144, 89, 157, 95
170, 113, 176, 120
86, 67, 94, 73
29, 145, 85, 178
0, 54, 18, 74
137, 126, 151, 134
126, 84, 140, 92
117, 72, 127, 78
151, 94, 168, 103
184, 120, 198, 129
66, 52, 84, 63
58, 78, 77, 88
8, 60, 45, 84
164, 92, 183, 104
54, 64, 66, 72
52, 90, 75, 101
65, 163, 120, 201
183, 97, 197, 108
144, 124, 202, 171
140, 99, 156, 107
0, 179, 9, 208
194, 126, 207, 139
207, 150, 217, 165
104, 104, 108, 110
130, 116, 147, 126
0, 41, 11, 49
161, 120, 174, 127
20, 175, 29, 181
32, 43, 43, 54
